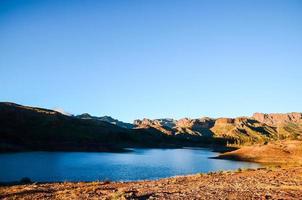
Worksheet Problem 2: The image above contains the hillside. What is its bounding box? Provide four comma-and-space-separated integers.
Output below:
1, 102, 301, 152
134, 117, 215, 137
218, 140, 302, 165
134, 114, 302, 146
0, 102, 201, 152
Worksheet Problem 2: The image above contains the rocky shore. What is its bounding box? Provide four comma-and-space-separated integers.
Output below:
1, 166, 302, 199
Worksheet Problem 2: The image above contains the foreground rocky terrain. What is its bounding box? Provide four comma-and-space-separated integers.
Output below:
1, 166, 302, 200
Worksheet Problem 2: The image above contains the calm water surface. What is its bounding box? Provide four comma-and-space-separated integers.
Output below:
0, 148, 260, 182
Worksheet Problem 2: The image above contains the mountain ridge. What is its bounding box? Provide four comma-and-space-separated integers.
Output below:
0, 102, 301, 152
133, 113, 302, 145
0, 102, 210, 152
76, 113, 134, 129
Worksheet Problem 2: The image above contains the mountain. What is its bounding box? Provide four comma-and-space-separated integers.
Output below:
133, 118, 176, 135
134, 113, 302, 146
0, 102, 202, 152
76, 113, 134, 129
134, 117, 215, 137
0, 102, 301, 152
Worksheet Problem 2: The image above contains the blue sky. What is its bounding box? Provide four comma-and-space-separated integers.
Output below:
0, 0, 301, 122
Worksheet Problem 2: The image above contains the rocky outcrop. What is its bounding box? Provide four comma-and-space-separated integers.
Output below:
210, 117, 279, 144
133, 118, 175, 135
174, 118, 215, 137
252, 112, 302, 126
134, 118, 176, 128
133, 112, 302, 144
215, 118, 235, 124
134, 117, 215, 137
176, 117, 214, 129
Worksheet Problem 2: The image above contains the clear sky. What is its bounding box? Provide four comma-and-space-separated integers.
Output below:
0, 0, 301, 122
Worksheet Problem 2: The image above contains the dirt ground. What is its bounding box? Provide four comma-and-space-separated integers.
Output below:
1, 166, 302, 200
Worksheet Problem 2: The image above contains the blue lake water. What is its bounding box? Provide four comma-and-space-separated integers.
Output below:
0, 148, 260, 182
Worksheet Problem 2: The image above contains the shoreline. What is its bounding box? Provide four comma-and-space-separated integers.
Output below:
1, 140, 302, 199
217, 140, 302, 166
1, 166, 302, 199
0, 142, 237, 154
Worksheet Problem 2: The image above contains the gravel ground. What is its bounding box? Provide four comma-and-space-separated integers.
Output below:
1, 166, 302, 200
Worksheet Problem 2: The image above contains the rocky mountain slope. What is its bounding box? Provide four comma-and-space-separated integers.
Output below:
134, 117, 215, 137
134, 113, 302, 146
0, 102, 301, 152
252, 112, 302, 126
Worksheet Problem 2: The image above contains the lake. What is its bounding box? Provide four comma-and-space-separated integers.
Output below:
0, 148, 260, 182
